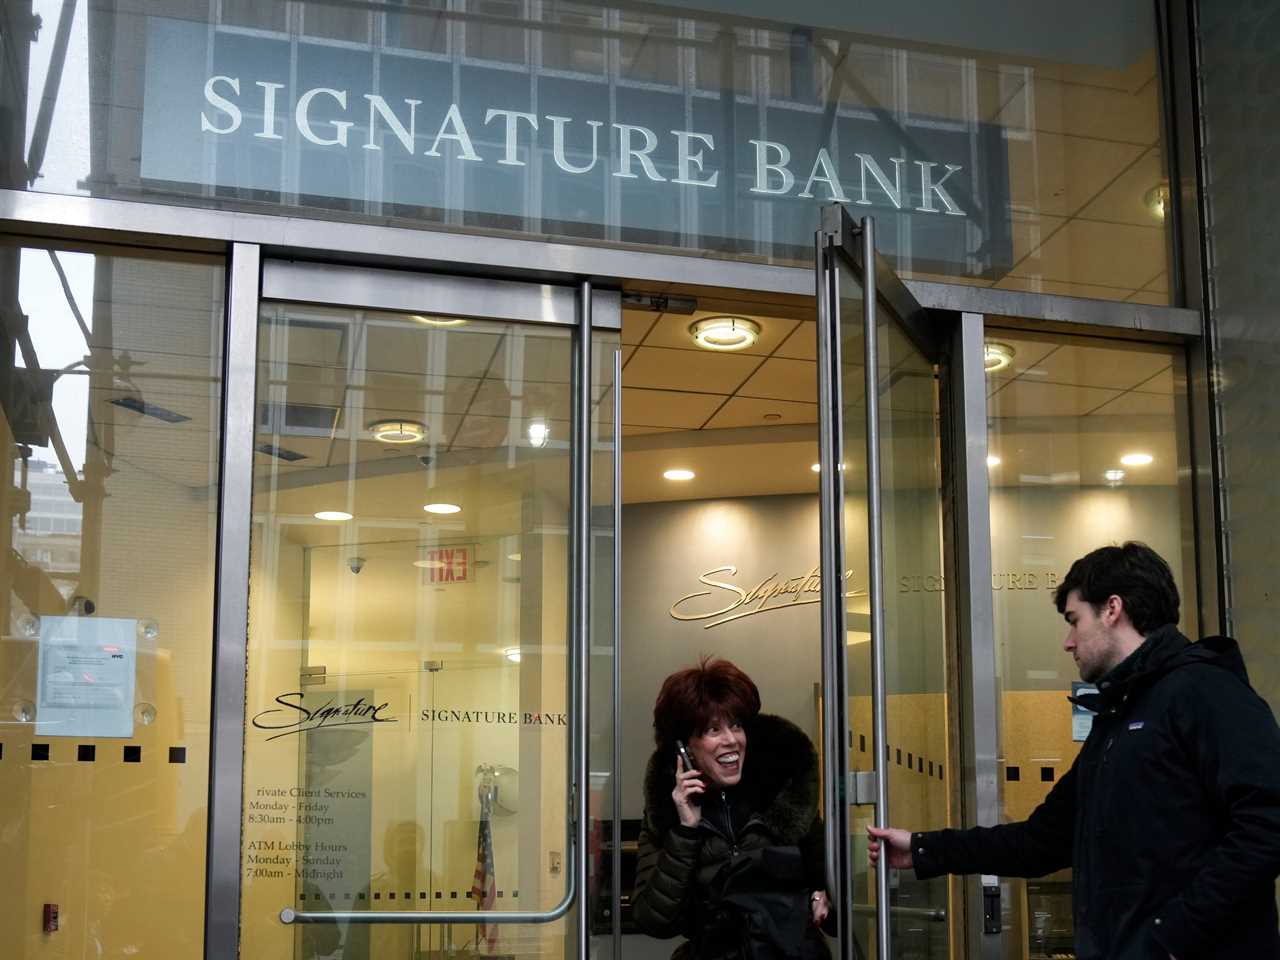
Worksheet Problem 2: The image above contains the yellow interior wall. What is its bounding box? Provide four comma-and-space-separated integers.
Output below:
0, 425, 217, 960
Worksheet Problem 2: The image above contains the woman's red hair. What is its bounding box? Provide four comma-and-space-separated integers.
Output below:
652, 656, 761, 748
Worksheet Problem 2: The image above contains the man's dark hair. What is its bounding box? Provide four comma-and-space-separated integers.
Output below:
1054, 541, 1180, 634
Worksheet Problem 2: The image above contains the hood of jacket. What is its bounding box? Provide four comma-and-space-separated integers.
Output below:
1071, 624, 1250, 713
642, 713, 818, 845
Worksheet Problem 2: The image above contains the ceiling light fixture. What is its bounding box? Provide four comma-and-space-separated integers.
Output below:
1144, 183, 1170, 221
110, 396, 191, 423
811, 463, 821, 473
369, 418, 427, 444
314, 510, 353, 521
987, 454, 1002, 467
1120, 452, 1153, 466
411, 314, 468, 327
984, 342, 1014, 373
423, 503, 462, 514
503, 646, 522, 663
689, 316, 761, 351
1104, 469, 1126, 484
256, 442, 308, 462
528, 421, 550, 448
663, 469, 695, 481
507, 553, 522, 562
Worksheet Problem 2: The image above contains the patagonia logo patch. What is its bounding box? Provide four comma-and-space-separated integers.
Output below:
1128, 721, 1145, 731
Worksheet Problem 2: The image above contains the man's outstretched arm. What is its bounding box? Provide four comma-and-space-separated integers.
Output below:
868, 760, 1077, 880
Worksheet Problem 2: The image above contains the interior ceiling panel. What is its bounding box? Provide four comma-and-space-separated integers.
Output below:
737, 357, 818, 402
704, 396, 818, 430
624, 346, 760, 395
621, 387, 726, 429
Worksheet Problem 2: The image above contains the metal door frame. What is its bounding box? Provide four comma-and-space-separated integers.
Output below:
205, 251, 621, 958
815, 204, 1000, 960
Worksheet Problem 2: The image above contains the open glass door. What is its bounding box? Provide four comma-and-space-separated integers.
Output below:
816, 205, 953, 960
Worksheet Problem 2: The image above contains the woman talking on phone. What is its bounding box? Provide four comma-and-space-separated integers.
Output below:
632, 657, 835, 960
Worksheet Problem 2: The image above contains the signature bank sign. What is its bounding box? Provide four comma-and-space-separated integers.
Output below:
251, 692, 567, 741
139, 17, 1012, 274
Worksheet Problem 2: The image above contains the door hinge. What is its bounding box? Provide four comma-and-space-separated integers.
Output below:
848, 770, 878, 805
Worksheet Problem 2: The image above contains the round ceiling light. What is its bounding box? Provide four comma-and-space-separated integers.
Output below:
369, 418, 427, 444
689, 316, 761, 351
811, 463, 821, 473
986, 454, 1002, 467
528, 421, 550, 448
314, 510, 353, 521
663, 469, 695, 481
423, 503, 462, 514
411, 314, 468, 327
503, 646, 522, 663
984, 342, 1015, 373
1104, 468, 1126, 483
1120, 452, 1153, 466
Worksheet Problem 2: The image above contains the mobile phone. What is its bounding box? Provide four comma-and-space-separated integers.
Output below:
675, 739, 696, 771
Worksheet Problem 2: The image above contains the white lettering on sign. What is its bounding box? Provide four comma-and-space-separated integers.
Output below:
196, 82, 969, 216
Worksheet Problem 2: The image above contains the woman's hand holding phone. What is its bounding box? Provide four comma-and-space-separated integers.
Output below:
672, 750, 705, 828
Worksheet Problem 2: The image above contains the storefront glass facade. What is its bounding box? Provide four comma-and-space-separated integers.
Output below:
1, 2, 1271, 959
11, 0, 1169, 300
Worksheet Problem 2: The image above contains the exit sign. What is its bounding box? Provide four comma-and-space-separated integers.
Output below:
419, 546, 474, 584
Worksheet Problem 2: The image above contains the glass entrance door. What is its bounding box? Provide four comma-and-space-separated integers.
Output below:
816, 205, 954, 960
233, 264, 620, 960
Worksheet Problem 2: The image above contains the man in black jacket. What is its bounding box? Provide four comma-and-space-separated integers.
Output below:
868, 542, 1280, 960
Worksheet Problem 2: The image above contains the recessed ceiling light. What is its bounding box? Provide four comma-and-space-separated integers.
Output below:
987, 455, 1001, 467
528, 422, 550, 448
984, 342, 1014, 373
503, 646, 522, 663
1104, 469, 1126, 483
663, 469, 695, 481
811, 463, 822, 473
1120, 452, 1153, 466
689, 316, 761, 351
507, 553, 521, 562
314, 510, 353, 521
411, 314, 468, 327
369, 418, 427, 443
423, 503, 462, 514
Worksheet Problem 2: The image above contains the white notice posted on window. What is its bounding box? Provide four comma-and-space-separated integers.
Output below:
36, 617, 137, 738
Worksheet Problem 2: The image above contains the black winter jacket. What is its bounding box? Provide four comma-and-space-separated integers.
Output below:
631, 714, 830, 960
913, 626, 1280, 959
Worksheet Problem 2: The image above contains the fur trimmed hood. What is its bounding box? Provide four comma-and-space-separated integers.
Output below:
642, 713, 820, 845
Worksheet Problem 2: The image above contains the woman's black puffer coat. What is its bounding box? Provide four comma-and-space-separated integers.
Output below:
631, 714, 830, 960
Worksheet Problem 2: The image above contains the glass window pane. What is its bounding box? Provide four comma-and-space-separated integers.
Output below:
986, 329, 1194, 956
241, 304, 577, 957
0, 239, 225, 957
4, 0, 1166, 295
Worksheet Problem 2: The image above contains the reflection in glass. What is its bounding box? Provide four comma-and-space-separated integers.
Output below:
0, 239, 225, 959
242, 302, 612, 959
7, 0, 1168, 298
986, 329, 1192, 958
